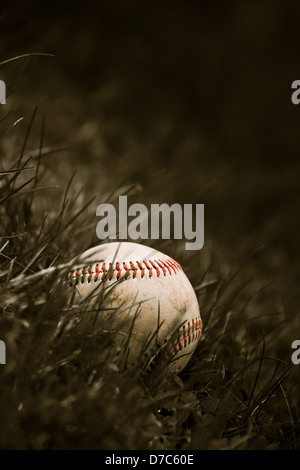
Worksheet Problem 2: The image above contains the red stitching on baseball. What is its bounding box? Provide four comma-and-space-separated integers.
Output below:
69, 256, 182, 284
130, 261, 137, 279
116, 262, 122, 280
143, 260, 153, 278
101, 263, 106, 279
165, 259, 177, 274
161, 260, 172, 276
156, 260, 167, 276
150, 260, 160, 277
137, 261, 145, 278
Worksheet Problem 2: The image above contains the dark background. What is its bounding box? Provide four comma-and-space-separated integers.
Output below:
1, 0, 300, 305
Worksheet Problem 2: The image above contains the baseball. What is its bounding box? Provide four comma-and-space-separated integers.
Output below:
68, 242, 202, 374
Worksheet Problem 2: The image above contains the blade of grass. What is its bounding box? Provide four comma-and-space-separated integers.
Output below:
0, 53, 55, 67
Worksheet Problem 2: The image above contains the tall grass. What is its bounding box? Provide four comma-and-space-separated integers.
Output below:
0, 105, 299, 450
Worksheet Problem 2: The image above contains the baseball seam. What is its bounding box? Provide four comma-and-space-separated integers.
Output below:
145, 316, 202, 371
68, 256, 202, 363
173, 317, 202, 353
69, 257, 182, 283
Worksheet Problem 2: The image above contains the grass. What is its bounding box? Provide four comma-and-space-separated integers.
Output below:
0, 106, 299, 450
1, 1, 300, 449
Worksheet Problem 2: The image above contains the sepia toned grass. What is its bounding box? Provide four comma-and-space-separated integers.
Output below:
0, 102, 299, 450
